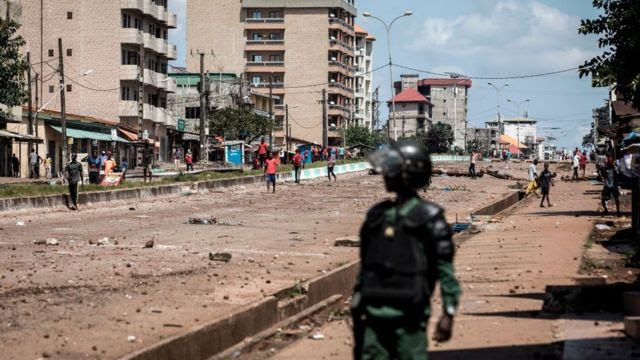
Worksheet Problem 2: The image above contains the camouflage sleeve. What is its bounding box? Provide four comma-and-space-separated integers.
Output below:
431, 212, 461, 315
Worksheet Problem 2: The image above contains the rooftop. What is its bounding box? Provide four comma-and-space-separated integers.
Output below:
387, 88, 431, 104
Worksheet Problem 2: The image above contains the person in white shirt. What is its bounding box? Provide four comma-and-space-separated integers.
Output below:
526, 159, 539, 196
572, 150, 581, 180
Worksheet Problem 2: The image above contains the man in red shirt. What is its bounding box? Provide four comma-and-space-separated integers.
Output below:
264, 151, 279, 193
312, 146, 319, 162
292, 149, 303, 184
258, 137, 268, 168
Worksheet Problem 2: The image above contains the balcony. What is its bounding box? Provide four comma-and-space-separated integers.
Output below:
328, 82, 354, 98
250, 82, 285, 95
167, 13, 177, 28
120, 64, 139, 81
121, 0, 176, 25
244, 17, 285, 30
329, 17, 354, 33
329, 39, 353, 54
245, 61, 285, 73
354, 87, 364, 97
167, 43, 177, 60
245, 39, 285, 51
120, 29, 172, 56
328, 61, 355, 76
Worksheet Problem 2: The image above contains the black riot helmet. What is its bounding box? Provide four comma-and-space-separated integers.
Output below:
369, 140, 432, 192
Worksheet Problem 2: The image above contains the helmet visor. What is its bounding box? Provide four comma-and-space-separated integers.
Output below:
369, 148, 404, 178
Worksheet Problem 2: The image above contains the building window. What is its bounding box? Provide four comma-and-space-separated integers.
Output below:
48, 85, 55, 93
252, 76, 261, 84
269, 11, 281, 18
122, 13, 131, 28
67, 11, 73, 19
66, 48, 72, 56
252, 54, 262, 62
272, 75, 282, 83
121, 86, 131, 100
48, 49, 54, 57
252, 10, 262, 19
252, 33, 263, 40
269, 54, 281, 61
269, 33, 280, 40
185, 107, 200, 119
66, 84, 72, 92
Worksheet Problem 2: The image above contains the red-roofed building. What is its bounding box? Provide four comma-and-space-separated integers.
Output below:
394, 74, 472, 149
386, 89, 432, 138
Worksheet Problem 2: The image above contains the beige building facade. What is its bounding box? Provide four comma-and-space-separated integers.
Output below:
354, 24, 374, 130
187, 0, 357, 145
19, 0, 177, 160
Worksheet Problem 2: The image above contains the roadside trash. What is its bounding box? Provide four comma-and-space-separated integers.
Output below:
16, 221, 25, 226
189, 217, 217, 225
127, 335, 136, 343
595, 224, 612, 231
334, 236, 360, 247
129, 207, 136, 211
97, 237, 110, 246
144, 239, 154, 248
310, 333, 325, 340
209, 252, 232, 262
46, 238, 60, 246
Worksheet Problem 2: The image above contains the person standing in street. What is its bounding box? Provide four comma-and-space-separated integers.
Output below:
87, 149, 101, 184
65, 153, 84, 210
327, 153, 337, 181
579, 150, 587, 178
185, 150, 194, 172
602, 160, 621, 216
103, 152, 116, 176
11, 153, 20, 177
526, 159, 539, 196
120, 157, 129, 182
352, 141, 461, 360
29, 149, 42, 179
142, 141, 153, 183
572, 150, 581, 180
264, 151, 279, 193
339, 145, 346, 160
322, 147, 329, 161
538, 162, 555, 207
258, 137, 268, 168
468, 151, 477, 179
292, 148, 303, 184
44, 154, 52, 180
173, 147, 181, 172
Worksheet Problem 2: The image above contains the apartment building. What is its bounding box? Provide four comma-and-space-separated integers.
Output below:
187, 0, 357, 145
354, 24, 374, 130
486, 117, 538, 148
19, 0, 177, 160
387, 88, 432, 138
396, 74, 472, 149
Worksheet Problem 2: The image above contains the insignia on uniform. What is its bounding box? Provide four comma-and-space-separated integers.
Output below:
384, 226, 395, 237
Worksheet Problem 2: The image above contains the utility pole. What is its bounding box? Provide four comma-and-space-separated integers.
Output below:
268, 75, 273, 149
321, 89, 328, 148
401, 116, 405, 138
34, 72, 39, 154
199, 52, 206, 162
138, 35, 145, 139
285, 104, 289, 158
372, 86, 379, 131
26, 52, 34, 136
58, 38, 67, 170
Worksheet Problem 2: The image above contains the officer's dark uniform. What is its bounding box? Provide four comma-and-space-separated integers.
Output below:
352, 141, 461, 360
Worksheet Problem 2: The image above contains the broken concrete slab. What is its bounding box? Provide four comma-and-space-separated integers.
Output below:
623, 292, 640, 316
624, 316, 640, 340
334, 236, 360, 247
209, 252, 232, 262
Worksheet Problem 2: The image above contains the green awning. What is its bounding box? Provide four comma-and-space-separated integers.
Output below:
48, 125, 130, 143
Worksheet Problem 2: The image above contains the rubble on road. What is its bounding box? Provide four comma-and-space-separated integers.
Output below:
432, 168, 485, 178
144, 239, 154, 248
187, 217, 232, 225
33, 238, 60, 246
334, 236, 360, 247
209, 252, 232, 262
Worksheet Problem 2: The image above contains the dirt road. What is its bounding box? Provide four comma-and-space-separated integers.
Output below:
0, 163, 516, 359
272, 167, 636, 360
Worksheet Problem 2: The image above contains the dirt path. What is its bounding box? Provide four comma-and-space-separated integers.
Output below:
272, 167, 632, 360
0, 163, 515, 360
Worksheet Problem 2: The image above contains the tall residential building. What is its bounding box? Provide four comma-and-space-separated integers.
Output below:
395, 74, 472, 149
19, 0, 178, 157
354, 24, 374, 130
485, 117, 537, 147
187, 0, 357, 145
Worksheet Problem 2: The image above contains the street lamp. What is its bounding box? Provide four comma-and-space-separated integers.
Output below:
487, 82, 509, 135
507, 98, 531, 148
363, 10, 413, 142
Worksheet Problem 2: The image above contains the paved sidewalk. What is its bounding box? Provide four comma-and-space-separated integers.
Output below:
273, 175, 632, 359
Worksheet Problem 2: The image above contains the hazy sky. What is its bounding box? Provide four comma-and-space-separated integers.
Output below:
168, 0, 608, 149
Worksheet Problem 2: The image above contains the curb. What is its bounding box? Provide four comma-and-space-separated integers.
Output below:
117, 261, 360, 360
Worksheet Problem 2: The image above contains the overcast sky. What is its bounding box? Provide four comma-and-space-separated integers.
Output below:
169, 0, 608, 149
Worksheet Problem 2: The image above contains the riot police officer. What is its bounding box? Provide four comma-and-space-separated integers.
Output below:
352, 141, 461, 359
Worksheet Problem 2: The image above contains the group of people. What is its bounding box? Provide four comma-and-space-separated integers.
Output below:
86, 150, 126, 184
571, 147, 589, 180
525, 159, 557, 207
9, 150, 52, 180
172, 147, 194, 172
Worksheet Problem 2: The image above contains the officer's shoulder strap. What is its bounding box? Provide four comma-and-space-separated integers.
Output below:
366, 200, 394, 221
404, 198, 445, 227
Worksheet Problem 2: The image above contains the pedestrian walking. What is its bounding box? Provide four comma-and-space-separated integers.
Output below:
601, 160, 621, 216
292, 149, 303, 184
173, 148, 181, 172
29, 149, 42, 179
11, 153, 20, 177
142, 141, 153, 183
44, 154, 52, 180
303, 148, 309, 167
87, 150, 101, 184
258, 137, 268, 168
312, 145, 319, 162
468, 152, 477, 179
352, 141, 460, 360
264, 151, 279, 193
339, 146, 345, 160
572, 150, 580, 180
526, 159, 539, 196
579, 150, 587, 178
327, 153, 337, 181
185, 150, 194, 172
65, 153, 84, 210
538, 162, 555, 207
322, 147, 328, 161
120, 157, 128, 182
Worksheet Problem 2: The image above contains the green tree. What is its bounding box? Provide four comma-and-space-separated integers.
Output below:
209, 107, 275, 143
579, 0, 640, 107
467, 139, 487, 155
425, 122, 454, 154
344, 125, 384, 148
582, 128, 595, 148
0, 20, 28, 123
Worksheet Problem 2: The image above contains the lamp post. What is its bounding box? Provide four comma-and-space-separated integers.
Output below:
507, 98, 530, 148
363, 10, 413, 142
487, 82, 509, 135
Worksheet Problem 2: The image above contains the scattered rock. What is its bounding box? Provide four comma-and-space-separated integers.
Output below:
16, 221, 25, 226
127, 335, 136, 343
144, 239, 154, 249
595, 224, 612, 231
129, 207, 136, 211
45, 238, 60, 246
209, 252, 232, 262
310, 333, 325, 340
97, 237, 110, 246
334, 236, 360, 247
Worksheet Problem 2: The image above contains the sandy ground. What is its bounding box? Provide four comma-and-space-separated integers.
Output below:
0, 161, 517, 360
271, 164, 639, 360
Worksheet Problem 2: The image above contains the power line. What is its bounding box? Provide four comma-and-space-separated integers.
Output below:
393, 63, 581, 80
287, 112, 322, 129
